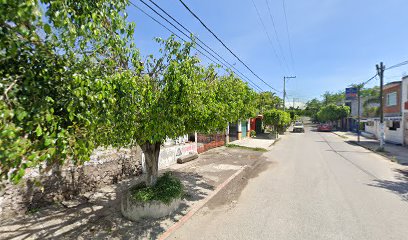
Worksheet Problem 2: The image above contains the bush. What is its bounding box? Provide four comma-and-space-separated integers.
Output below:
130, 172, 183, 204
250, 130, 256, 137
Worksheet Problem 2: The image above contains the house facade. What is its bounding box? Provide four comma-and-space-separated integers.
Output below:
365, 80, 404, 144
401, 76, 408, 145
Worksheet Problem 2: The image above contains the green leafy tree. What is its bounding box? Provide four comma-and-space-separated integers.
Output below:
304, 98, 322, 121
255, 91, 282, 114
0, 0, 138, 182
263, 109, 291, 135
317, 104, 350, 122
322, 91, 345, 106
105, 37, 256, 186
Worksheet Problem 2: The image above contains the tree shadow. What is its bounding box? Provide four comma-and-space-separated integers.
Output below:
368, 169, 408, 202
0, 171, 214, 240
253, 133, 276, 140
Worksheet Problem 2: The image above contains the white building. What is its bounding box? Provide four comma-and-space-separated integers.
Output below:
402, 75, 408, 145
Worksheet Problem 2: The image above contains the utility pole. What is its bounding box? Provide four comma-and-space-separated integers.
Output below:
377, 62, 385, 150
283, 76, 296, 111
357, 85, 361, 143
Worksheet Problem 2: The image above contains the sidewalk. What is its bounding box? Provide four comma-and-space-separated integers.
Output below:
229, 133, 276, 150
332, 131, 408, 165
0, 146, 266, 240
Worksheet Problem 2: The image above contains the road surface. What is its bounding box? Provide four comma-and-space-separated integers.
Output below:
169, 125, 408, 240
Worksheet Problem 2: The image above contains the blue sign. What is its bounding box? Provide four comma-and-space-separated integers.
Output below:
345, 87, 358, 100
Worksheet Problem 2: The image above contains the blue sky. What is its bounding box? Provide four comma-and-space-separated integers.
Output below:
127, 0, 408, 104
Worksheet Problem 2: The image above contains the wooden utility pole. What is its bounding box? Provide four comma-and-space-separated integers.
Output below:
357, 85, 361, 143
283, 76, 296, 111
377, 62, 385, 150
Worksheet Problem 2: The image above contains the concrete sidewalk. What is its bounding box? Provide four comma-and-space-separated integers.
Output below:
0, 146, 265, 240
229, 133, 277, 150
333, 131, 408, 165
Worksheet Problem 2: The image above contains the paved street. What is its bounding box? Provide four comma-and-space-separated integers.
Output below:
169, 124, 408, 240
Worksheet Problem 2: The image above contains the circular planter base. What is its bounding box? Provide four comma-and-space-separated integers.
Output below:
121, 190, 182, 221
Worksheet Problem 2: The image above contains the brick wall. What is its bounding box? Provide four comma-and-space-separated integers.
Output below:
383, 83, 401, 116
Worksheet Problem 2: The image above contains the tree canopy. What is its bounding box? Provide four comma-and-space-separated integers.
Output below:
263, 109, 291, 135
317, 104, 350, 122
0, 0, 256, 185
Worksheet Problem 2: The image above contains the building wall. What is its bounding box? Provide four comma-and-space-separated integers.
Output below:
404, 113, 408, 145
383, 83, 401, 116
365, 118, 403, 144
401, 77, 408, 113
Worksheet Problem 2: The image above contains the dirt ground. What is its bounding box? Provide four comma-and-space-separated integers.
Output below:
0, 146, 266, 240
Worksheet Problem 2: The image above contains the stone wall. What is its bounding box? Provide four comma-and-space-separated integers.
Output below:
0, 147, 143, 219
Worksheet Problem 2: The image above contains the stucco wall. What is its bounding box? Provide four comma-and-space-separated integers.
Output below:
365, 119, 403, 144
141, 142, 197, 171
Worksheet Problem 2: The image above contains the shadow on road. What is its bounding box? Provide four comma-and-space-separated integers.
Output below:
368, 169, 408, 202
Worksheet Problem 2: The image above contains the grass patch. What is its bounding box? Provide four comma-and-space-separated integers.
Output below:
130, 172, 183, 204
226, 144, 267, 152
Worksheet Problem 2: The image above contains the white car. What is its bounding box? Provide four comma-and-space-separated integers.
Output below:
293, 122, 304, 133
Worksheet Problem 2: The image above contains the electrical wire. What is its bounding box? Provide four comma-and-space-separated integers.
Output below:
265, 0, 291, 74
144, 0, 264, 91
177, 0, 282, 93
132, 0, 264, 91
282, 0, 295, 73
385, 60, 408, 71
250, 0, 290, 74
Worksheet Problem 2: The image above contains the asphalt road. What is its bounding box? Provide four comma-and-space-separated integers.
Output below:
169, 125, 408, 240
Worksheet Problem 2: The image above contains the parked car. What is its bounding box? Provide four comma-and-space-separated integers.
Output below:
317, 124, 332, 132
293, 122, 305, 133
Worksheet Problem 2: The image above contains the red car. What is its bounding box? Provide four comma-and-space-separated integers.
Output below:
317, 124, 332, 132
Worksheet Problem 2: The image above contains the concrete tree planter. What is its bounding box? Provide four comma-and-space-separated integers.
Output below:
121, 189, 182, 221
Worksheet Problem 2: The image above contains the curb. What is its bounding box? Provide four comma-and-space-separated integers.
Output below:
331, 131, 348, 139
348, 140, 397, 163
158, 165, 248, 240
331, 132, 402, 165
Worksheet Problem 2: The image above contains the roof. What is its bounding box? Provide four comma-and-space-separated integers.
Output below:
384, 80, 401, 89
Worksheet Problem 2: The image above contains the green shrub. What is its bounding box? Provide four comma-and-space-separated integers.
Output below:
130, 172, 183, 204
250, 130, 256, 137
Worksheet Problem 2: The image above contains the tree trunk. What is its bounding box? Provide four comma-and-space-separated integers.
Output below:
140, 142, 161, 187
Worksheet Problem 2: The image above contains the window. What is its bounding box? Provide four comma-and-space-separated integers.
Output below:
389, 121, 400, 131
386, 92, 397, 106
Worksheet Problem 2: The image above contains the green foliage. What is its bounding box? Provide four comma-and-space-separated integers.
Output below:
255, 91, 282, 114
1, 1, 257, 185
0, 0, 138, 182
317, 104, 350, 122
130, 172, 183, 204
263, 109, 291, 134
322, 91, 345, 106
250, 130, 256, 137
304, 98, 322, 121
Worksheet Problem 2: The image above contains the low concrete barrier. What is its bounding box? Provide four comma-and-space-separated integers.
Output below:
177, 154, 199, 164
121, 190, 182, 221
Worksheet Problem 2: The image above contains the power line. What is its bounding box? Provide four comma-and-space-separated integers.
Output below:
177, 0, 282, 93
362, 74, 378, 86
385, 60, 408, 70
265, 0, 291, 74
144, 0, 264, 91
282, 0, 295, 73
130, 1, 264, 91
250, 0, 290, 74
